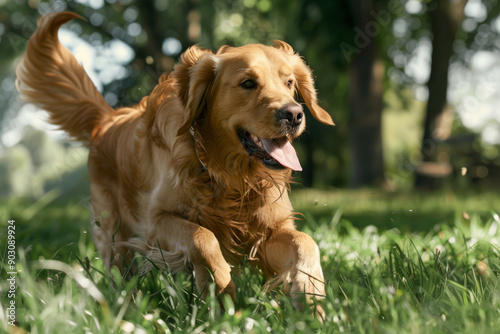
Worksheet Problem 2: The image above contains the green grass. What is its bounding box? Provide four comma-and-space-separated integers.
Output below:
1, 190, 499, 333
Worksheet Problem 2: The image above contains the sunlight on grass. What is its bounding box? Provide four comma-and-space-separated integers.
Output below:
0, 191, 499, 333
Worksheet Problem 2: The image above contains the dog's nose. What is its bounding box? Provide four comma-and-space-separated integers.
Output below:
276, 104, 304, 127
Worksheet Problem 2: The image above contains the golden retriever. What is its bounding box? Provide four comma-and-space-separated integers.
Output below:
16, 11, 334, 317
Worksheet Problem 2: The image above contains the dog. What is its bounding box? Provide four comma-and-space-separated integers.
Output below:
16, 11, 334, 317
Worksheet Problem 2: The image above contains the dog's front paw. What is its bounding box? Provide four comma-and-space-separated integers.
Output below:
285, 265, 326, 320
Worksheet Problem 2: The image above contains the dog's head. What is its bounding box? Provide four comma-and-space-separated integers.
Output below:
173, 41, 333, 174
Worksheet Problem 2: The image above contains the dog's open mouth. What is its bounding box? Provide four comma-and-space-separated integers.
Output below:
238, 129, 302, 171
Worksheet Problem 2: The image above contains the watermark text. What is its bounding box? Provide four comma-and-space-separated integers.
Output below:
6, 219, 17, 327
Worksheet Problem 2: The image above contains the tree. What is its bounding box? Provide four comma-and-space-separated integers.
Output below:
347, 0, 386, 187
414, 0, 500, 189
415, 0, 467, 189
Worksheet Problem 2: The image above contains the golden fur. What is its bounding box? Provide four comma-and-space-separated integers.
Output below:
16, 11, 334, 317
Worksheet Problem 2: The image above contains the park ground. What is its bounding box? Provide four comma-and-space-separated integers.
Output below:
0, 189, 499, 333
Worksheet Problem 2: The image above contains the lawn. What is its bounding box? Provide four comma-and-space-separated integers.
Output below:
1, 189, 499, 333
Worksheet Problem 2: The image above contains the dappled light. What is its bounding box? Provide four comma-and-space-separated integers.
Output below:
0, 0, 499, 332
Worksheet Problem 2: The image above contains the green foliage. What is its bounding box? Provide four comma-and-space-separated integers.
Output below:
0, 127, 89, 198
1, 191, 499, 333
2, 0, 500, 189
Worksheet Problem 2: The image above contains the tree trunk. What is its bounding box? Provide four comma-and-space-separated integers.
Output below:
348, 0, 386, 187
415, 0, 467, 189
136, 1, 165, 67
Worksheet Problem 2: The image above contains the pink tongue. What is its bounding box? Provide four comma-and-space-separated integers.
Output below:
261, 138, 302, 171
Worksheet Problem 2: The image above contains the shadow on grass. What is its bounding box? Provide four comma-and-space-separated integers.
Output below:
1, 195, 91, 262
291, 188, 499, 233
301, 208, 454, 233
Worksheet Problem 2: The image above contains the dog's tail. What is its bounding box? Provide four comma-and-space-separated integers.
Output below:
16, 11, 113, 144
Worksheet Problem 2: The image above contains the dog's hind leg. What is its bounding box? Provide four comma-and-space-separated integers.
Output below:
90, 183, 134, 274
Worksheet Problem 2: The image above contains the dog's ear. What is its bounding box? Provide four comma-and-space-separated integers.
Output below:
173, 46, 218, 136
293, 61, 334, 126
273, 40, 334, 126
216, 45, 233, 55
272, 40, 295, 55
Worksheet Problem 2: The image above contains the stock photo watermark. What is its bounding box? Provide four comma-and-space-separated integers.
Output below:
5, 219, 17, 327
340, 0, 404, 63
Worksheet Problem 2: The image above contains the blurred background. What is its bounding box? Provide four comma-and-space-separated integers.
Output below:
0, 0, 499, 199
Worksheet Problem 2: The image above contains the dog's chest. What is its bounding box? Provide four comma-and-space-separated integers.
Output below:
188, 186, 264, 227
186, 184, 282, 246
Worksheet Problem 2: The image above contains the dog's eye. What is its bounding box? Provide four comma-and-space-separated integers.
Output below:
287, 79, 293, 88
241, 79, 257, 89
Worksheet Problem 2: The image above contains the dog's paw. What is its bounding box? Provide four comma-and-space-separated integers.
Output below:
193, 260, 235, 301
285, 265, 326, 320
